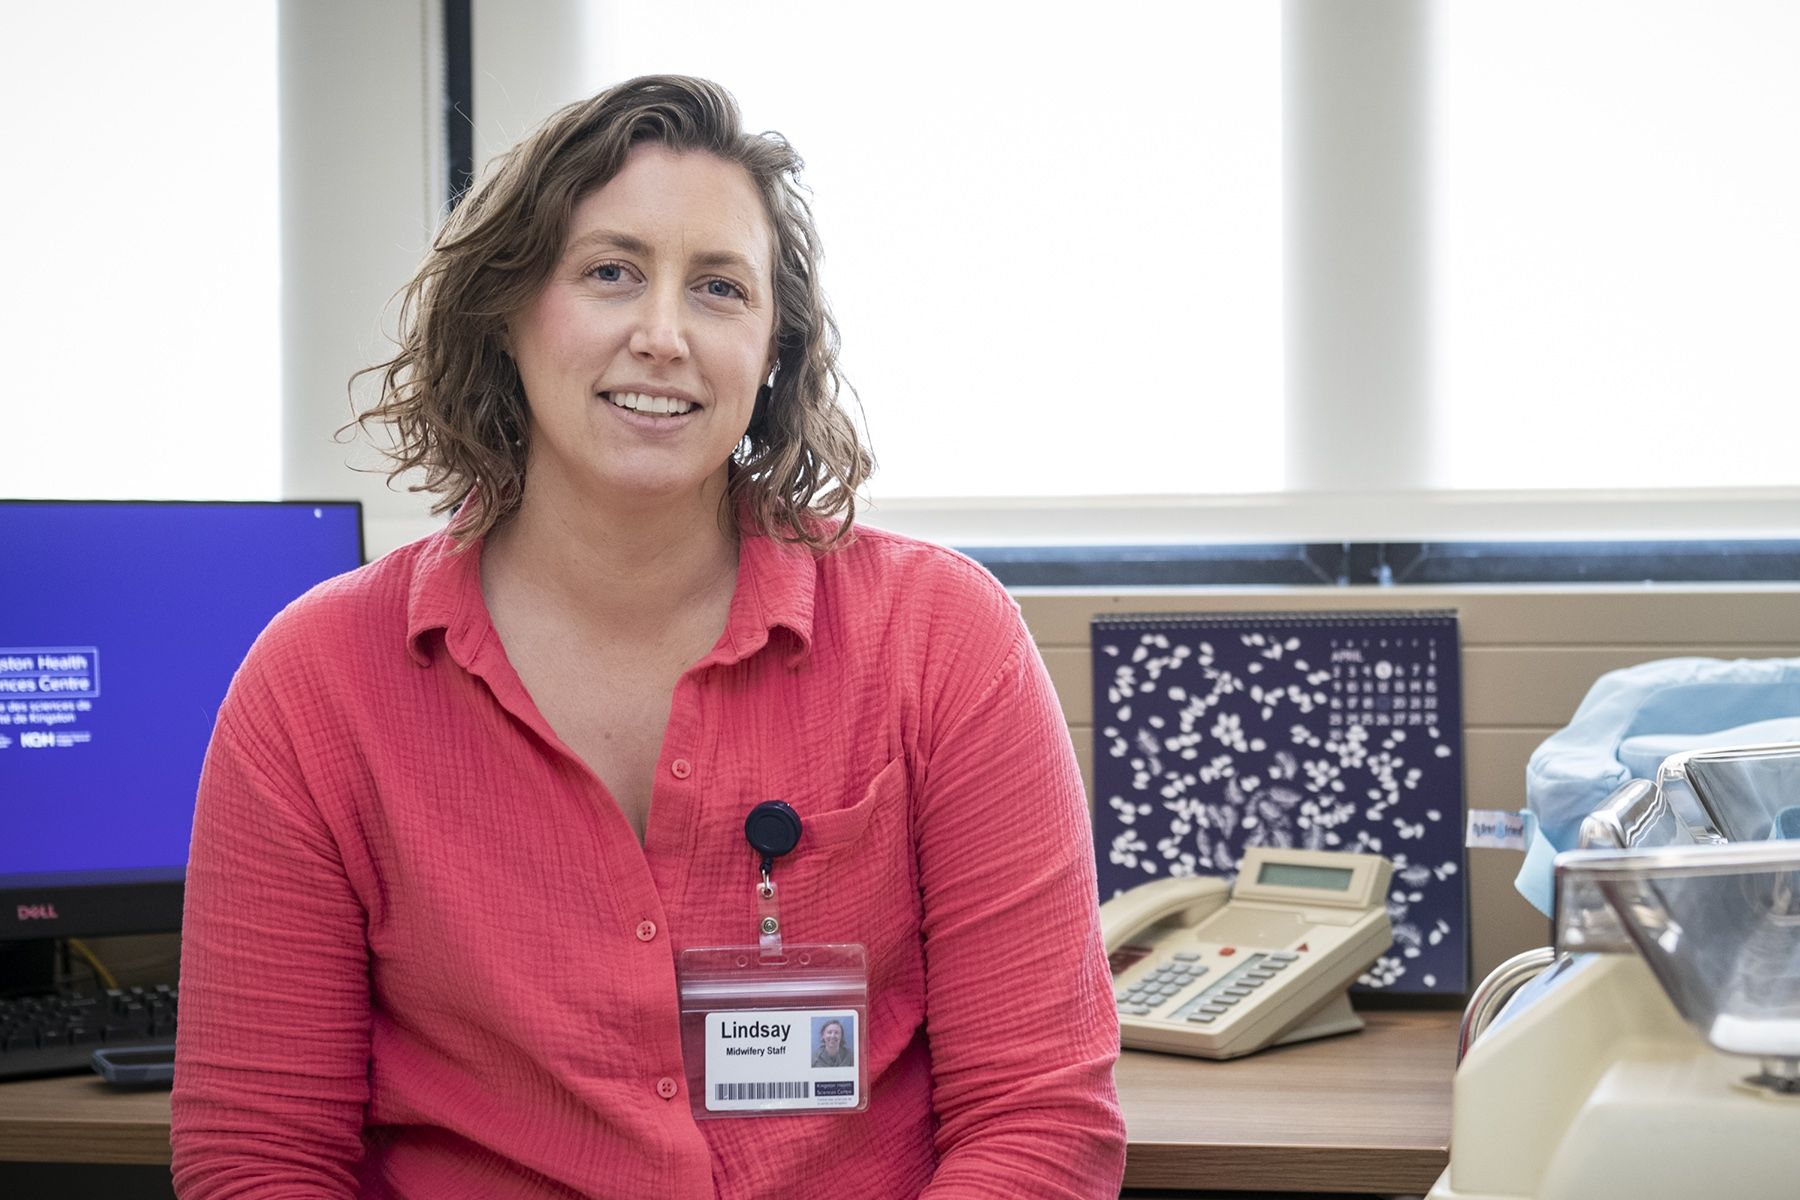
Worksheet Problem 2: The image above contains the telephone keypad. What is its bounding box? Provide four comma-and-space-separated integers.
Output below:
1116, 957, 1214, 1016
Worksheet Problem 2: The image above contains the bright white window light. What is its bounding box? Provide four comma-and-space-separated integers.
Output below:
584, 1, 1283, 501
1432, 0, 1800, 490
0, 2, 279, 500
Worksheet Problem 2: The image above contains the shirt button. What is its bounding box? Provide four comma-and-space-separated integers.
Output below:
635, 920, 657, 942
656, 1075, 679, 1100
670, 758, 692, 779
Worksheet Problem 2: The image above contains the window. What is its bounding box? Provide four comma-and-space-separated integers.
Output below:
2, 2, 279, 501
1433, 0, 1800, 491
19, 4, 1784, 543
584, 0, 1284, 502
566, 0, 1800, 543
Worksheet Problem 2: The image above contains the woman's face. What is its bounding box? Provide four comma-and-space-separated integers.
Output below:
507, 144, 777, 515
821, 1022, 843, 1053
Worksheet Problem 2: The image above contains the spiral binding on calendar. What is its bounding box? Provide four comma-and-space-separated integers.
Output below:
1095, 609, 1459, 631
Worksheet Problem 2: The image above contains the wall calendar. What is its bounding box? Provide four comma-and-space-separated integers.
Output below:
1091, 610, 1468, 994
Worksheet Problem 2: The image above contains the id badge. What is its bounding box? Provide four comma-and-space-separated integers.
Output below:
677, 943, 869, 1118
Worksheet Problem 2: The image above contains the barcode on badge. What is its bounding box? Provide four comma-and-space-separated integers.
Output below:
714, 1080, 813, 1101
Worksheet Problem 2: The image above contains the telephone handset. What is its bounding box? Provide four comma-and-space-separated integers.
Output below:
1100, 875, 1230, 956
1100, 847, 1395, 1060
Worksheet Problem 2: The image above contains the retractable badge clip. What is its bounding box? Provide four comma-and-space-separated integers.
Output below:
676, 799, 870, 1119
744, 800, 801, 957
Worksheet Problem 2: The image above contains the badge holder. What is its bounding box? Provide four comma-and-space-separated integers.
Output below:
678, 801, 870, 1119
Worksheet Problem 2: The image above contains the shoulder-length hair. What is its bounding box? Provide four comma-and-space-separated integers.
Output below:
356, 74, 871, 549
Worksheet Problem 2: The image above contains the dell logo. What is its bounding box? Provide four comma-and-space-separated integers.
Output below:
16, 903, 60, 921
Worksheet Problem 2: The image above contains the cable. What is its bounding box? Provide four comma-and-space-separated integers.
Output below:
66, 938, 119, 991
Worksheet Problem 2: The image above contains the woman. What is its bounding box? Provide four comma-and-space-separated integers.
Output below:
172, 75, 1123, 1198
812, 1019, 852, 1069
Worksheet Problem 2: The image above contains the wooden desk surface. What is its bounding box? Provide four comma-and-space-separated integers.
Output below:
0, 1071, 172, 1165
0, 1009, 1456, 1193
1119, 1008, 1456, 1194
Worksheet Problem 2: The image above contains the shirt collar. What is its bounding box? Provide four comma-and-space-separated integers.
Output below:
405, 529, 487, 667
403, 524, 817, 669
712, 525, 817, 668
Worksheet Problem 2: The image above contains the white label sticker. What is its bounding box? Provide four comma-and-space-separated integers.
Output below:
703, 1008, 860, 1113
1465, 809, 1529, 850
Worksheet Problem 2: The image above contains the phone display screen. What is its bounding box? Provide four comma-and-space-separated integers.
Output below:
1256, 861, 1355, 891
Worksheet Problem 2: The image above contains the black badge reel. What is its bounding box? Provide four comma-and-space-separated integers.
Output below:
745, 802, 801, 890
745, 800, 800, 956
676, 800, 870, 1119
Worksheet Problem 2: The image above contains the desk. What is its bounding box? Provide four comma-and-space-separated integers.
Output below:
1119, 1009, 1455, 1195
0, 1010, 1456, 1194
0, 1070, 169, 1166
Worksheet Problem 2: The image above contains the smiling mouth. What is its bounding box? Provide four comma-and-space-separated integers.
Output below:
604, 391, 696, 416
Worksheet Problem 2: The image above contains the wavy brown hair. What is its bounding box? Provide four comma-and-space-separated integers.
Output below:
355, 74, 871, 548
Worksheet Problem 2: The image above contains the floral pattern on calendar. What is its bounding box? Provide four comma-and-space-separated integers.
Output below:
1092, 612, 1467, 993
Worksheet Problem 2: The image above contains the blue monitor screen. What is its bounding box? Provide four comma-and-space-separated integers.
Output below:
0, 501, 364, 884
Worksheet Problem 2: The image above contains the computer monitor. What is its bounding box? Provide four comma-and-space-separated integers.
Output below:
0, 500, 365, 958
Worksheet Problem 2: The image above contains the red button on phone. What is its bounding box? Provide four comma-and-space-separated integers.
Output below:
1219, 946, 1236, 956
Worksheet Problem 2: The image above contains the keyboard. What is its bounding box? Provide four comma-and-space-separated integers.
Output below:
0, 985, 178, 1080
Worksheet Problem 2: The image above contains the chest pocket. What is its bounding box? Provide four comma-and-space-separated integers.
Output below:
778, 757, 918, 959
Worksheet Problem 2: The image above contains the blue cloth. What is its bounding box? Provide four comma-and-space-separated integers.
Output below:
1778, 807, 1800, 839
1515, 657, 1800, 914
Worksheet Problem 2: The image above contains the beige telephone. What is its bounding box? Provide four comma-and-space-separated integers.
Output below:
1100, 847, 1395, 1059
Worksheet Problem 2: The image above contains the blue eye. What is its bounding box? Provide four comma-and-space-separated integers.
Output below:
591, 262, 626, 283
704, 278, 745, 300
